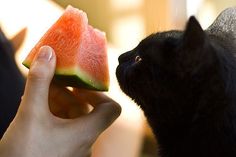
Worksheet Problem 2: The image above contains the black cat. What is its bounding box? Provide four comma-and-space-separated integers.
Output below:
0, 28, 26, 138
116, 8, 236, 157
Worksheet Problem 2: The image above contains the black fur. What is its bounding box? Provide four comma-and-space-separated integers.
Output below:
116, 8, 236, 157
0, 28, 25, 138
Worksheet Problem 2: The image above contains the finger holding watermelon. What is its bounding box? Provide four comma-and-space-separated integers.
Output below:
23, 5, 110, 91
48, 83, 90, 119
0, 46, 121, 157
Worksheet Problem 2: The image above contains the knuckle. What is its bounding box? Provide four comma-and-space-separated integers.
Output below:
103, 102, 122, 118
28, 64, 49, 81
113, 102, 122, 117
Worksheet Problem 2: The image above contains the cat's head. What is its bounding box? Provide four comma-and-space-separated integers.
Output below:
116, 16, 231, 115
0, 27, 27, 138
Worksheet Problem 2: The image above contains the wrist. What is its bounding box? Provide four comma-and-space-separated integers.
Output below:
0, 119, 31, 157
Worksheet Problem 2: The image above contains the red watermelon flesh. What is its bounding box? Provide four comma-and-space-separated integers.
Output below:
23, 6, 109, 91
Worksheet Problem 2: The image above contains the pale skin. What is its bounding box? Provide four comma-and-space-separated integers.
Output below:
0, 46, 121, 157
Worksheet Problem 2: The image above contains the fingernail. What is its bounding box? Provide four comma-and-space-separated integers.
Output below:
37, 46, 53, 61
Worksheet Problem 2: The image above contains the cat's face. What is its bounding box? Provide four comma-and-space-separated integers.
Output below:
116, 17, 222, 113
0, 27, 26, 138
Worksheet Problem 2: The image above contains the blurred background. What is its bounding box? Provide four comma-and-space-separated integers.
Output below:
0, 0, 235, 157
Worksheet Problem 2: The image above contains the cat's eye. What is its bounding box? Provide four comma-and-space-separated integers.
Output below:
135, 55, 142, 63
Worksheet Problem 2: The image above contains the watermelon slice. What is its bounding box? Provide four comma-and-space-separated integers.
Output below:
23, 6, 109, 91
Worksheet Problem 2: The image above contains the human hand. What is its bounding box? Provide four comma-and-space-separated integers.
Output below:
0, 46, 121, 157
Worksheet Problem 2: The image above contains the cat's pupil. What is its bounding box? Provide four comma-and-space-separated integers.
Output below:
135, 55, 142, 63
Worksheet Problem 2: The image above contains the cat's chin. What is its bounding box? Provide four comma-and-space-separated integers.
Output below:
116, 65, 135, 100
116, 65, 124, 86
116, 64, 128, 91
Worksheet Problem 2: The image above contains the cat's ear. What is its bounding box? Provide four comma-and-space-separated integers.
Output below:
176, 17, 212, 77
0, 27, 14, 54
10, 27, 27, 53
0, 27, 27, 55
183, 16, 205, 48
0, 27, 7, 43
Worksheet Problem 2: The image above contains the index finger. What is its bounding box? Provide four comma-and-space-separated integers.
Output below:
73, 89, 121, 135
73, 89, 116, 106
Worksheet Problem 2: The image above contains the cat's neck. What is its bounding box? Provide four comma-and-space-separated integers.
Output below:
143, 68, 234, 137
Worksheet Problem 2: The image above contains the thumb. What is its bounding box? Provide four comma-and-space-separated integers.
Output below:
21, 46, 56, 111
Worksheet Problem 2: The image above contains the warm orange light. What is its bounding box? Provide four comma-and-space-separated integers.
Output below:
111, 15, 145, 51
0, 1, 145, 157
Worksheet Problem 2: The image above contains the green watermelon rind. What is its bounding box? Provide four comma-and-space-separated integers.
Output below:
22, 61, 108, 91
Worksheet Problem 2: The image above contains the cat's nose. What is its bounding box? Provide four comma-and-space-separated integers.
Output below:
118, 53, 126, 63
118, 51, 133, 63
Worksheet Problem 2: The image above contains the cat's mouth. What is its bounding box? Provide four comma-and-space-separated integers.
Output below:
116, 63, 127, 92
116, 57, 134, 98
116, 61, 147, 109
